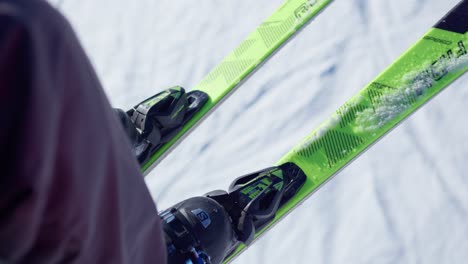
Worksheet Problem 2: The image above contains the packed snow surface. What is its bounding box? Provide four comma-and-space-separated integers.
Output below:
50, 0, 468, 263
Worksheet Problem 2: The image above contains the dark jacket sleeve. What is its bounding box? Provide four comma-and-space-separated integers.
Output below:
0, 0, 166, 263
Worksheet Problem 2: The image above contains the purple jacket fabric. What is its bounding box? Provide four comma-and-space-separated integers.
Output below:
0, 0, 166, 263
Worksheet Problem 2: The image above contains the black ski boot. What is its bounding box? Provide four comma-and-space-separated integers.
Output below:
160, 162, 307, 264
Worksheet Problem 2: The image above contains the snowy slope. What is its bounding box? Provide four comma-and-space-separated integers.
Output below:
50, 0, 468, 263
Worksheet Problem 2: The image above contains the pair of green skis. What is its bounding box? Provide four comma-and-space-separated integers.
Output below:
133, 0, 468, 262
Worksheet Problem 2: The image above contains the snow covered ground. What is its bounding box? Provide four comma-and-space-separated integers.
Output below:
50, 0, 468, 263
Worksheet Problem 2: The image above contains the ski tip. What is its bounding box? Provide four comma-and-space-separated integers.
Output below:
434, 0, 468, 34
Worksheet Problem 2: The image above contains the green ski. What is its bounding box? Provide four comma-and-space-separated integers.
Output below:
225, 1, 468, 262
120, 0, 334, 175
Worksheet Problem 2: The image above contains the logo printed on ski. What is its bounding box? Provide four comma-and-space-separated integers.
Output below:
294, 0, 317, 20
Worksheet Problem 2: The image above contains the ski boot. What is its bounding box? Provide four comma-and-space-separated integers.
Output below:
115, 86, 208, 164
160, 162, 307, 264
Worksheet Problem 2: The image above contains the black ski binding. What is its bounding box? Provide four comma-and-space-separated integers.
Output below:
207, 162, 307, 246
115, 86, 209, 164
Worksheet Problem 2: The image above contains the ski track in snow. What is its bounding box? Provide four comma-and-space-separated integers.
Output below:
50, 0, 468, 263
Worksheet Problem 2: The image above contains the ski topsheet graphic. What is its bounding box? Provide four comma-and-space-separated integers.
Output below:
137, 0, 334, 175
224, 1, 468, 262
